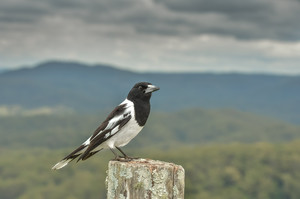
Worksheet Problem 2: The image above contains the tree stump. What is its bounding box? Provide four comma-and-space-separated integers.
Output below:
106, 158, 185, 199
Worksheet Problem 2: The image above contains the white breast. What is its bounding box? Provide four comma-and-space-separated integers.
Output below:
105, 100, 143, 149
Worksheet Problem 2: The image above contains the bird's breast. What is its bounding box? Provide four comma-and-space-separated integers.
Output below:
106, 117, 143, 148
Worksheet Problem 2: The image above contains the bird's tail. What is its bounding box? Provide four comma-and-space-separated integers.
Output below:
52, 159, 73, 170
52, 144, 87, 170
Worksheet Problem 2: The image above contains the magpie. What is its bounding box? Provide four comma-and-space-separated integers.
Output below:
52, 82, 159, 170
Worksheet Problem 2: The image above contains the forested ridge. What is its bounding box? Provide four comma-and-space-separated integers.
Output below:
1, 109, 300, 149
1, 61, 300, 123
1, 109, 300, 198
1, 142, 300, 199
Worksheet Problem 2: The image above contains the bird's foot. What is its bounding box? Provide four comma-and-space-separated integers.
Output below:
113, 156, 139, 162
128, 156, 140, 160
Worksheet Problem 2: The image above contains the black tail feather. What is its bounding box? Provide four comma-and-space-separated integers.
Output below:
77, 149, 103, 162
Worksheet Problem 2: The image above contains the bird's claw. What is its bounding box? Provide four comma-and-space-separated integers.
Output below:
112, 156, 139, 162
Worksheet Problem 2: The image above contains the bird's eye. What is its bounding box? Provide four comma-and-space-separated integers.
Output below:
138, 86, 143, 90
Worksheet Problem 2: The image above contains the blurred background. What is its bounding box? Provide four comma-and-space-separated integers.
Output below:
1, 0, 300, 198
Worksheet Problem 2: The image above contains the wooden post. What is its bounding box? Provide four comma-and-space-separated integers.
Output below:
106, 158, 185, 199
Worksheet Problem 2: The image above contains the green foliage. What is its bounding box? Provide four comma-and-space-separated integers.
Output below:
0, 148, 111, 199
2, 142, 300, 198
1, 109, 300, 149
148, 142, 300, 199
1, 109, 300, 198
141, 109, 300, 146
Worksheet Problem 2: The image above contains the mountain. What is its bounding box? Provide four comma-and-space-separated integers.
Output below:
0, 68, 9, 74
0, 61, 299, 123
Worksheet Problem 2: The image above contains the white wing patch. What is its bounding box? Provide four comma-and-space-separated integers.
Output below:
83, 138, 91, 146
104, 125, 120, 139
91, 99, 133, 141
104, 133, 109, 139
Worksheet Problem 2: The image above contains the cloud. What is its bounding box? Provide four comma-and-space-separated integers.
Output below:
3, 0, 299, 41
1, 0, 300, 41
153, 0, 300, 41
0, 0, 300, 74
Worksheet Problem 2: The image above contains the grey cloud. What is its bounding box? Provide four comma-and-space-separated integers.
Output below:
1, 0, 300, 75
0, 1, 50, 24
153, 0, 274, 27
0, 0, 300, 42
150, 0, 300, 41
154, 0, 269, 14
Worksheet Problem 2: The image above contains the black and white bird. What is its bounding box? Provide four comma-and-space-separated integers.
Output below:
52, 82, 159, 170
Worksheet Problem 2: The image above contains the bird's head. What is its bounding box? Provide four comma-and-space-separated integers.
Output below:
127, 82, 160, 102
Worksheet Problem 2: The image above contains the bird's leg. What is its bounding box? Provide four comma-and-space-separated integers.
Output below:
110, 147, 133, 161
110, 148, 121, 160
116, 146, 139, 161
115, 146, 128, 158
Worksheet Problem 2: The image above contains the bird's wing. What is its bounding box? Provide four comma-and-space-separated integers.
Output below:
52, 100, 133, 169
77, 100, 133, 161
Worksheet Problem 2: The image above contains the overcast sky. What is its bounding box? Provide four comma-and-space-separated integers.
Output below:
1, 0, 300, 74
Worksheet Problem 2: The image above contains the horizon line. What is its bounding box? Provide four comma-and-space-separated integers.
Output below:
1, 59, 299, 77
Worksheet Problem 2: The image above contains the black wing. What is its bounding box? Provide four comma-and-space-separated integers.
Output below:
78, 115, 131, 161
77, 102, 132, 161
57, 102, 131, 164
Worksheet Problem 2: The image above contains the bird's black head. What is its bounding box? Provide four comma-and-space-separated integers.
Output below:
127, 82, 160, 102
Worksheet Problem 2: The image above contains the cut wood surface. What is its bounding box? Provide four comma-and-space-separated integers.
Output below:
106, 158, 185, 199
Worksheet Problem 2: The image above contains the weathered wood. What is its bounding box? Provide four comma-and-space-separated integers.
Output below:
106, 158, 185, 199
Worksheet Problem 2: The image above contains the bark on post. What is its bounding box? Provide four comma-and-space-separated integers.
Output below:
106, 158, 185, 199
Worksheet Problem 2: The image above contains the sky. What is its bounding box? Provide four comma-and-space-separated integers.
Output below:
1, 0, 300, 74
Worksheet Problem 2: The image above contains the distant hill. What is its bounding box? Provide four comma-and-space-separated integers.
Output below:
0, 68, 9, 74
0, 61, 299, 123
1, 108, 300, 149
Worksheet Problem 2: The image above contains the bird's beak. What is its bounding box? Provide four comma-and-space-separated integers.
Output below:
145, 84, 160, 93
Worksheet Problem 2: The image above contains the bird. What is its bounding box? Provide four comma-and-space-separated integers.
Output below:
52, 82, 159, 170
